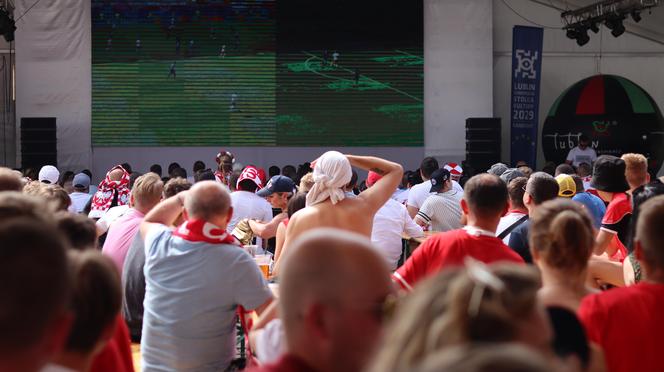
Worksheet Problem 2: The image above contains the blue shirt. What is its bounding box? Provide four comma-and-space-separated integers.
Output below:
141, 225, 272, 371
572, 192, 607, 228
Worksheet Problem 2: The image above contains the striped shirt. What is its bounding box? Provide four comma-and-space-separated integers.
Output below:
416, 190, 463, 232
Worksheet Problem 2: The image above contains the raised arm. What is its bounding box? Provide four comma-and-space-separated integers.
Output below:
347, 155, 403, 215
140, 192, 186, 240
249, 213, 287, 239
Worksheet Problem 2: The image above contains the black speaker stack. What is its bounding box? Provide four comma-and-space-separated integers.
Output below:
21, 117, 57, 169
465, 118, 501, 174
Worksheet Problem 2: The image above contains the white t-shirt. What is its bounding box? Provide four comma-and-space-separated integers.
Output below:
392, 188, 409, 205
228, 191, 273, 247
452, 180, 464, 194
407, 180, 432, 210
69, 191, 92, 213
496, 211, 528, 245
254, 319, 287, 364
407, 180, 464, 210
566, 147, 597, 167
95, 204, 131, 235
371, 198, 424, 271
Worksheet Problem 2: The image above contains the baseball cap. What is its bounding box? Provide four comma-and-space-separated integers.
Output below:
366, 171, 383, 187
487, 163, 508, 176
73, 173, 91, 189
591, 155, 630, 193
444, 162, 463, 176
429, 169, 451, 193
500, 168, 525, 184
555, 174, 576, 197
236, 166, 263, 190
256, 175, 296, 197
38, 165, 60, 184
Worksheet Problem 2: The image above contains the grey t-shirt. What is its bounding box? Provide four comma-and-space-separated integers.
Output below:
141, 225, 273, 372
122, 232, 146, 342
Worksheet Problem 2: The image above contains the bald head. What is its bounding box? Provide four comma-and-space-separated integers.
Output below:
184, 181, 231, 221
280, 227, 391, 336
109, 168, 124, 182
279, 228, 392, 371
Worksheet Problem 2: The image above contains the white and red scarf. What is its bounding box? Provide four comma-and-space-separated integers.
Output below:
90, 165, 131, 216
173, 219, 240, 246
215, 170, 233, 187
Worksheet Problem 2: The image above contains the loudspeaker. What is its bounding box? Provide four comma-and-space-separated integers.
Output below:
465, 118, 501, 173
21, 118, 57, 169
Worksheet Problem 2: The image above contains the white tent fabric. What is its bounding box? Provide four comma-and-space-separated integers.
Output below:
15, 0, 92, 171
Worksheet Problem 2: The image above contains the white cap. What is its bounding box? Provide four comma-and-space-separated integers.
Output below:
38, 165, 60, 184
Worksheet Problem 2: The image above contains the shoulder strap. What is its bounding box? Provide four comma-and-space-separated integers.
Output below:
497, 215, 529, 240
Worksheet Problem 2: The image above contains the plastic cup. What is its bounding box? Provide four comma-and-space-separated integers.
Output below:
254, 254, 272, 279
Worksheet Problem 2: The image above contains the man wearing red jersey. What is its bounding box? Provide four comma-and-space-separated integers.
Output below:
579, 195, 664, 372
393, 174, 524, 290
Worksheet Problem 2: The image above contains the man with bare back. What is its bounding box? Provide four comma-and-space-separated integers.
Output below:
273, 151, 402, 274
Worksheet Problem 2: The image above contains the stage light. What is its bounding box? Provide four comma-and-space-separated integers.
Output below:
589, 22, 600, 33
605, 16, 626, 37
631, 10, 642, 22
576, 28, 590, 46
566, 28, 577, 39
0, 8, 15, 42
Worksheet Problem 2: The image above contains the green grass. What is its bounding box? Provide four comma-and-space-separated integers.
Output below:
92, 20, 423, 147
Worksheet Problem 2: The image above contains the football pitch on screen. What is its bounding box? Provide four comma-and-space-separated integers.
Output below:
92, 24, 423, 146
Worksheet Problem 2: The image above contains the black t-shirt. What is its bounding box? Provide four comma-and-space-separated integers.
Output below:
508, 220, 532, 264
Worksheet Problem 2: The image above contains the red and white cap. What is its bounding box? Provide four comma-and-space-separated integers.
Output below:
444, 162, 463, 175
236, 166, 263, 190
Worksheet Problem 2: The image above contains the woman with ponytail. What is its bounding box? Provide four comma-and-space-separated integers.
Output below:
530, 199, 597, 311
530, 199, 606, 372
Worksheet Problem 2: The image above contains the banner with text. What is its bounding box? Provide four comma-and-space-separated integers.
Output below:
510, 26, 543, 168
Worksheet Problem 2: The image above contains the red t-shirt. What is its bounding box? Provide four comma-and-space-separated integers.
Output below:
90, 316, 135, 372
578, 282, 664, 372
246, 354, 318, 372
393, 229, 524, 290
601, 192, 631, 261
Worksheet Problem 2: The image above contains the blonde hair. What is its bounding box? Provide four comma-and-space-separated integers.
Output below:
22, 180, 45, 196
298, 172, 314, 193
23, 182, 71, 212
0, 167, 22, 192
411, 344, 550, 372
131, 173, 164, 209
529, 199, 594, 273
622, 153, 648, 189
368, 264, 540, 372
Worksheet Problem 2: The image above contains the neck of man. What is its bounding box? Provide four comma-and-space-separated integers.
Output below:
596, 190, 614, 203
289, 337, 330, 372
52, 351, 95, 372
465, 213, 501, 233
134, 202, 156, 216
437, 182, 452, 194
510, 203, 528, 214
642, 265, 664, 285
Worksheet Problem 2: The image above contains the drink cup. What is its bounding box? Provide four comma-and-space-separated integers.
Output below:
254, 254, 272, 279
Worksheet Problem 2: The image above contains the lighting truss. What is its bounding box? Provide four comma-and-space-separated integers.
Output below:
561, 0, 659, 29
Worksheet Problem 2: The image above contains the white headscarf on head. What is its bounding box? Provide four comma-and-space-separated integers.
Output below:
306, 151, 353, 206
